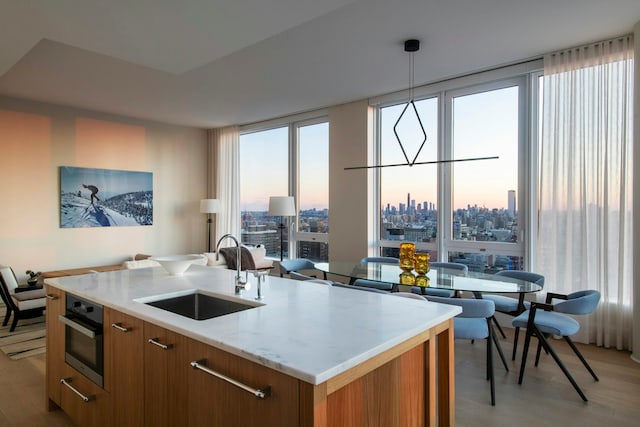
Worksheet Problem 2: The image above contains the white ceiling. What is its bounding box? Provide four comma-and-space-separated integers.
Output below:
0, 0, 638, 128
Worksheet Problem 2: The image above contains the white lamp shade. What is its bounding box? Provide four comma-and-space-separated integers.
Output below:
200, 199, 221, 214
268, 196, 296, 216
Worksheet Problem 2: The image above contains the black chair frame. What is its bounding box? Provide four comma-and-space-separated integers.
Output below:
517, 293, 599, 402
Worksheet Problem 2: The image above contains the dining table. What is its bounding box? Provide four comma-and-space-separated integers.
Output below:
314, 261, 543, 311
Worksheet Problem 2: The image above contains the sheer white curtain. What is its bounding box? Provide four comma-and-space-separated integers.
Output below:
209, 126, 240, 245
537, 36, 634, 350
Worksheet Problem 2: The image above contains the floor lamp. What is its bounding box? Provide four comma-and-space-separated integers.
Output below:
200, 199, 221, 253
268, 196, 296, 261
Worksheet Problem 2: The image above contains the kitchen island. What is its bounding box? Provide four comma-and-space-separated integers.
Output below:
45, 265, 460, 427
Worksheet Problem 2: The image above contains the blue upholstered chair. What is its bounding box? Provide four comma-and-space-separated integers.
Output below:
411, 262, 468, 298
289, 271, 334, 286
352, 278, 393, 292
480, 270, 545, 342
426, 295, 508, 406
388, 292, 428, 301
511, 290, 601, 402
279, 258, 324, 279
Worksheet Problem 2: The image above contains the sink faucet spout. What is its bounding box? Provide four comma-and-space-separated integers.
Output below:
215, 234, 248, 294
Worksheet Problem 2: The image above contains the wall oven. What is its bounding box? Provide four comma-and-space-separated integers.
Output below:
59, 294, 104, 387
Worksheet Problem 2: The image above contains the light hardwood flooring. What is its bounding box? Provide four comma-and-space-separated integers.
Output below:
0, 327, 638, 426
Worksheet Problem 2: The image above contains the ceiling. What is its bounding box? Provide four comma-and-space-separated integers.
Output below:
0, 0, 638, 128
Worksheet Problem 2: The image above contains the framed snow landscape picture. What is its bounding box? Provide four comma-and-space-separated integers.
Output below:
60, 166, 153, 228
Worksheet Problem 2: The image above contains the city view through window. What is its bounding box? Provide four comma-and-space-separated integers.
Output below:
380, 85, 524, 272
239, 82, 526, 271
240, 122, 329, 261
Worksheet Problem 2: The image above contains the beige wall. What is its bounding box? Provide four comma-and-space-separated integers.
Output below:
328, 100, 373, 262
0, 96, 208, 283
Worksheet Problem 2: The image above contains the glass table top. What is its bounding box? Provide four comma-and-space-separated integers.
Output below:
314, 261, 542, 294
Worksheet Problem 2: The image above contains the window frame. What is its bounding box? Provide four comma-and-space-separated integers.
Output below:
239, 110, 329, 261
372, 61, 542, 270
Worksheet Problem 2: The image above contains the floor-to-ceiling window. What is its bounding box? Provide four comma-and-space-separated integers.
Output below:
239, 113, 329, 261
376, 66, 537, 272
295, 120, 329, 261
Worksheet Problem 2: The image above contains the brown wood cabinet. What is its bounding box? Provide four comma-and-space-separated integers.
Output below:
59, 363, 110, 427
45, 285, 65, 409
186, 337, 299, 427
46, 292, 455, 427
104, 308, 144, 427
143, 322, 188, 427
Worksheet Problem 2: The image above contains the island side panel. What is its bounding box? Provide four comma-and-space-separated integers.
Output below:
298, 320, 457, 427
436, 318, 455, 427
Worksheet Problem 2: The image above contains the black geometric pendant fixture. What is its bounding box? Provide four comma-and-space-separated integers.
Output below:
345, 39, 498, 171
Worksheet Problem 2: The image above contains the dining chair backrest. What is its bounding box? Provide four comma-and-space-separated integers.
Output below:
279, 258, 316, 275
495, 270, 545, 287
306, 279, 333, 286
352, 279, 393, 291
431, 262, 468, 273
289, 271, 314, 281
426, 295, 495, 319
388, 292, 428, 301
553, 290, 601, 315
360, 257, 399, 264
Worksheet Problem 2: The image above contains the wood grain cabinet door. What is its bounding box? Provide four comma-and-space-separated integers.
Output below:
45, 285, 65, 409
104, 308, 144, 427
186, 338, 299, 427
143, 322, 188, 427
60, 364, 110, 427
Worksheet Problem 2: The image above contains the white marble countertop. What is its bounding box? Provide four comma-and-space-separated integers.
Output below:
46, 265, 460, 385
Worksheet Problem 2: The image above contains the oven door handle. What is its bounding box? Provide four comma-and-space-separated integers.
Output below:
58, 315, 97, 339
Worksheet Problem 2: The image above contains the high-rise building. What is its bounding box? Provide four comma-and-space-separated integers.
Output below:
508, 190, 516, 216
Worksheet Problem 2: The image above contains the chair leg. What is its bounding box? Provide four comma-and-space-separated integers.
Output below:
2, 307, 12, 326
9, 314, 19, 332
486, 320, 496, 406
517, 326, 533, 384
535, 330, 588, 402
564, 336, 599, 381
491, 315, 507, 339
512, 326, 520, 361
534, 339, 543, 366
491, 325, 509, 372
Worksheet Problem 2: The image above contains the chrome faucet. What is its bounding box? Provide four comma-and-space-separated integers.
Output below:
215, 234, 248, 294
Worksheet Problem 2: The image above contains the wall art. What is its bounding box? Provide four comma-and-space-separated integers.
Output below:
60, 166, 153, 228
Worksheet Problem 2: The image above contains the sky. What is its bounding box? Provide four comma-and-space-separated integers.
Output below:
380, 86, 518, 211
240, 123, 328, 212
239, 84, 519, 212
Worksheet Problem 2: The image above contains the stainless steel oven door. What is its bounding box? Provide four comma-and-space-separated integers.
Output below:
59, 313, 104, 387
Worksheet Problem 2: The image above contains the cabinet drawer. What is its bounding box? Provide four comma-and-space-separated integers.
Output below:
187, 338, 299, 427
60, 364, 110, 427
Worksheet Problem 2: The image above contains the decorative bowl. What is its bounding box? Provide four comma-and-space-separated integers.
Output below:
150, 254, 203, 276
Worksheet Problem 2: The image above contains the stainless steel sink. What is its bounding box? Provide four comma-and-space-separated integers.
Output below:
144, 292, 257, 320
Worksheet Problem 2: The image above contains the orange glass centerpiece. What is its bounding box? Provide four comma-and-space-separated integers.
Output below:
399, 242, 416, 285
414, 252, 430, 287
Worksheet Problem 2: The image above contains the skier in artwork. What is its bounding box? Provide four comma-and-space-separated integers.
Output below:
83, 184, 100, 205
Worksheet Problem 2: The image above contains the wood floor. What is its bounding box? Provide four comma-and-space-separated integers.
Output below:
0, 327, 637, 426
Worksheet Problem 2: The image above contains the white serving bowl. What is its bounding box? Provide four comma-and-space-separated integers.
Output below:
150, 254, 203, 276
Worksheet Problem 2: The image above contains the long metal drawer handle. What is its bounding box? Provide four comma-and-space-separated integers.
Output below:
190, 360, 271, 399
111, 323, 129, 333
45, 294, 58, 300
58, 315, 96, 338
148, 338, 172, 350
60, 378, 94, 402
